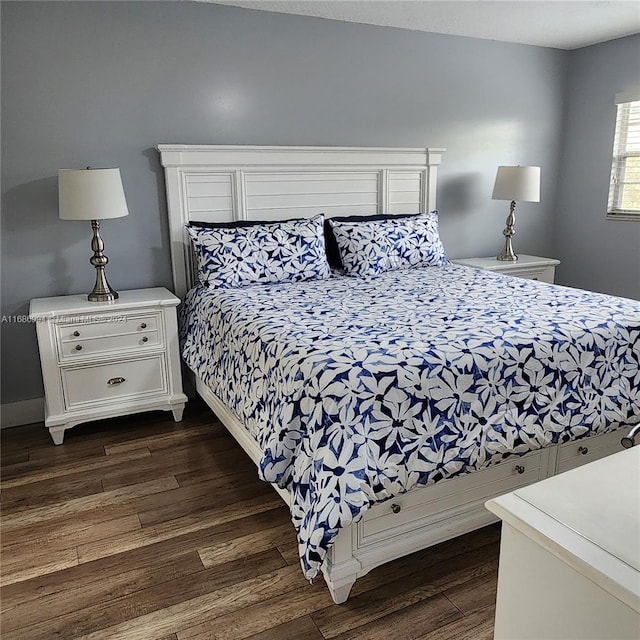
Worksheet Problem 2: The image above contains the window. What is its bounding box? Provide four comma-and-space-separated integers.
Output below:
608, 90, 640, 219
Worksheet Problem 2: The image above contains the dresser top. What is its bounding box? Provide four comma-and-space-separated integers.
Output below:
516, 446, 639, 573
30, 287, 180, 319
487, 445, 640, 609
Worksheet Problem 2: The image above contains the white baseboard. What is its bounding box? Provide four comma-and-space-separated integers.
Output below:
1, 398, 45, 429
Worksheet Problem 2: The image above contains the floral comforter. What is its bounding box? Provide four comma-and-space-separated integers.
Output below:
180, 264, 640, 580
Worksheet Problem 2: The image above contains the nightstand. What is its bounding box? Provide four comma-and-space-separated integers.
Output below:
30, 287, 187, 444
454, 255, 560, 284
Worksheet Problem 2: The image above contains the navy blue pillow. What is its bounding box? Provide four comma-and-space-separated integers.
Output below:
189, 218, 304, 229
324, 213, 423, 269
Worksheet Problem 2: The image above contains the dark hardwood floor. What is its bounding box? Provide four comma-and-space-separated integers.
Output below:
1, 400, 499, 639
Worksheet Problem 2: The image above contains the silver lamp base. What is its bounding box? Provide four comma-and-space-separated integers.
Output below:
88, 220, 119, 302
497, 200, 519, 262
88, 287, 119, 303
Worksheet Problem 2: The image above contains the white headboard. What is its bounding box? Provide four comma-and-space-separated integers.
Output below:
157, 145, 445, 298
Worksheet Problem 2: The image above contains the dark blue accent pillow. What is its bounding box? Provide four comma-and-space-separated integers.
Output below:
189, 218, 304, 229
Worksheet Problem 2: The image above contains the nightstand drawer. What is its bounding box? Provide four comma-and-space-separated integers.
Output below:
59, 330, 160, 361
502, 265, 553, 282
56, 312, 160, 343
62, 356, 167, 408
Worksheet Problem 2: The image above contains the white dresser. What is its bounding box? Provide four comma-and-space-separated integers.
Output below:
486, 447, 640, 640
454, 254, 560, 283
30, 287, 187, 444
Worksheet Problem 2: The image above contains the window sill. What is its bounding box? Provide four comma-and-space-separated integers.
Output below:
606, 213, 640, 221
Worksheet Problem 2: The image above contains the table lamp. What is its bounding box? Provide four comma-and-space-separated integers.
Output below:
58, 168, 129, 302
492, 165, 541, 261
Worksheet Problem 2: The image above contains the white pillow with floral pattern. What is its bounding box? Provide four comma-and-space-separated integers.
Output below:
187, 215, 331, 288
329, 211, 447, 277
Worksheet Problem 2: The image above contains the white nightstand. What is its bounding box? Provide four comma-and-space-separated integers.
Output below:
30, 287, 187, 445
454, 255, 560, 284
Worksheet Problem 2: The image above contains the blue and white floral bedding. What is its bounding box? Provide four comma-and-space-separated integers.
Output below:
180, 264, 640, 580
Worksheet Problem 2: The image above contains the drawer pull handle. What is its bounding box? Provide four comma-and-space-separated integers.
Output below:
74, 345, 82, 351
390, 503, 401, 514
578, 446, 589, 455
140, 323, 147, 329
107, 377, 126, 386
73, 330, 80, 337
514, 465, 525, 475
142, 336, 149, 343
621, 425, 640, 449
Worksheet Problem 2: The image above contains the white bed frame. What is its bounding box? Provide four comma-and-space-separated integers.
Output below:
157, 144, 626, 603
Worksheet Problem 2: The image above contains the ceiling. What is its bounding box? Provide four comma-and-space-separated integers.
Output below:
206, 1, 640, 50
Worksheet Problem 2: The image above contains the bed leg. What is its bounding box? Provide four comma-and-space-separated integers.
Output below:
324, 574, 357, 604
321, 554, 360, 604
321, 527, 361, 603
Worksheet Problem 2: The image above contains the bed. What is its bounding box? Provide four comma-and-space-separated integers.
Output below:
158, 144, 640, 603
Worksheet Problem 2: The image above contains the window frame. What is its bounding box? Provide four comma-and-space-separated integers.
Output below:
607, 89, 640, 221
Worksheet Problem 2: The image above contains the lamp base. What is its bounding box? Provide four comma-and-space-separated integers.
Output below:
496, 250, 518, 262
88, 288, 119, 303
87, 219, 119, 303
496, 200, 518, 262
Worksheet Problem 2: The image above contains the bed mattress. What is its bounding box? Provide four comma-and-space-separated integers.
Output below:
180, 263, 640, 580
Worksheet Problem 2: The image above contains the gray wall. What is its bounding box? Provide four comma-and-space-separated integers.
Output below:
554, 35, 640, 298
2, 1, 569, 404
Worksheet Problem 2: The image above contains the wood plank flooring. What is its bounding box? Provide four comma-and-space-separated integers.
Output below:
1, 400, 500, 639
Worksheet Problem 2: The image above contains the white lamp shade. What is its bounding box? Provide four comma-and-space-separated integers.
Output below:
58, 168, 129, 220
492, 166, 541, 203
